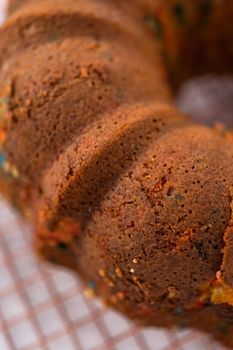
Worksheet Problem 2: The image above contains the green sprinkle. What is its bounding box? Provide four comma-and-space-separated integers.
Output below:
172, 4, 187, 25
211, 207, 221, 215
0, 96, 8, 105
175, 194, 184, 202
144, 15, 164, 40
47, 33, 59, 43
0, 96, 8, 120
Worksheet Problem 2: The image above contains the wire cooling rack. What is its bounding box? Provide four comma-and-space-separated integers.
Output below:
0, 1, 231, 349
0, 199, 228, 350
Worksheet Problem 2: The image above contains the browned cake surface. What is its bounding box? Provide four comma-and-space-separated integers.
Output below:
1, 0, 233, 347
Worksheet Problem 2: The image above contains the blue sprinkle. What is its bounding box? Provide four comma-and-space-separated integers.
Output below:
0, 151, 6, 167
88, 280, 96, 290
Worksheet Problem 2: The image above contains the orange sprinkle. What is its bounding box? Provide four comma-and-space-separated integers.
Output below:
115, 267, 123, 278
99, 269, 106, 277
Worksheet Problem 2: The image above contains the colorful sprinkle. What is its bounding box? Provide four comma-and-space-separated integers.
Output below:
47, 33, 59, 43
195, 299, 205, 309
3, 161, 19, 179
80, 67, 89, 79
48, 218, 81, 246
168, 286, 178, 299
88, 279, 97, 291
0, 150, 19, 179
144, 15, 164, 40
99, 269, 106, 277
115, 266, 123, 278
116, 291, 125, 300
211, 282, 233, 306
0, 130, 6, 144
106, 278, 114, 287
175, 194, 184, 201
98, 269, 114, 287
0, 151, 6, 166
110, 291, 126, 304
84, 288, 95, 299
0, 96, 8, 120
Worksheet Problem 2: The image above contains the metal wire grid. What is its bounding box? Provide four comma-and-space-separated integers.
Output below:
0, 198, 227, 350
0, 0, 231, 349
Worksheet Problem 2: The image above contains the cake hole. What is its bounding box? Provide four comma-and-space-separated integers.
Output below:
176, 75, 233, 127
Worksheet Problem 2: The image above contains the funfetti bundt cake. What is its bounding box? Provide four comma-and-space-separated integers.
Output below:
0, 0, 233, 347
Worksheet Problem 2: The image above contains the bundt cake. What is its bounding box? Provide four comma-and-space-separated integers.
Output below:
1, 0, 233, 347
